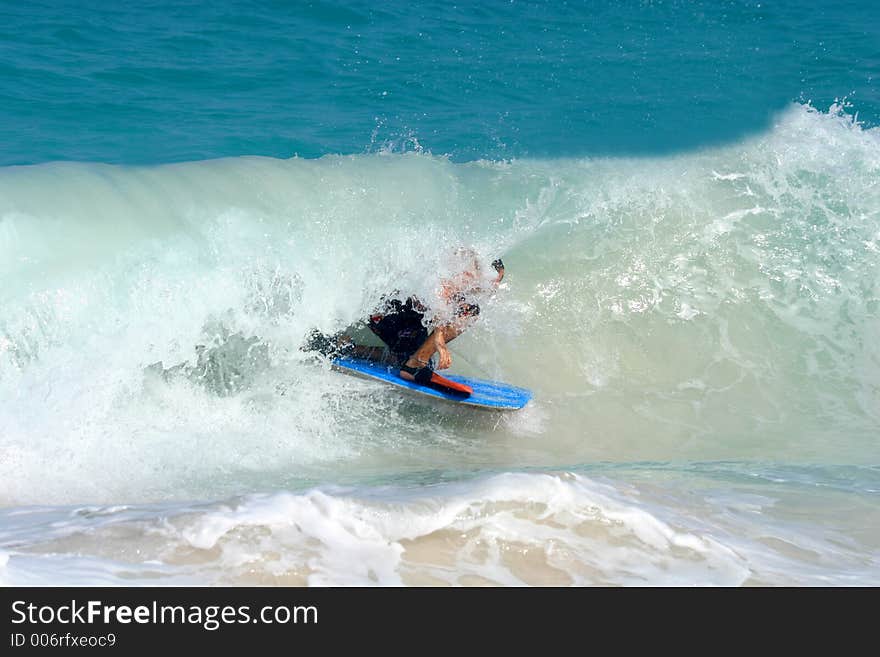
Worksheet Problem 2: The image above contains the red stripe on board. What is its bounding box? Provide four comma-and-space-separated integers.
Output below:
429, 372, 473, 395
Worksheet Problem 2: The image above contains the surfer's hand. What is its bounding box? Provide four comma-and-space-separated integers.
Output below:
436, 343, 452, 370
492, 258, 504, 284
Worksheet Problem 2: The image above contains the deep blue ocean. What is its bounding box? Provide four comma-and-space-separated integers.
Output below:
1, 1, 879, 585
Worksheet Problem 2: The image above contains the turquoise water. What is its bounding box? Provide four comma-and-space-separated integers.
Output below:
2, 0, 878, 164
0, 1, 879, 585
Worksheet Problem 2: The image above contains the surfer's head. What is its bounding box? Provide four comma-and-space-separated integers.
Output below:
445, 246, 482, 291
442, 246, 502, 296
452, 246, 481, 274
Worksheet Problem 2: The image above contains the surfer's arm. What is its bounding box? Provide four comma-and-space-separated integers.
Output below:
430, 323, 461, 370
431, 306, 482, 369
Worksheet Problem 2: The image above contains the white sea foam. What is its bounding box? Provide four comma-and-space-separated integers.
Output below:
2, 470, 878, 586
1, 104, 878, 585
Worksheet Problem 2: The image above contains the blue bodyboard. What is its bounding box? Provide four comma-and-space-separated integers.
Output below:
330, 357, 532, 410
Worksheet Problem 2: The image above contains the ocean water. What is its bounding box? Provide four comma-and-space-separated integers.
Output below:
1, 1, 879, 586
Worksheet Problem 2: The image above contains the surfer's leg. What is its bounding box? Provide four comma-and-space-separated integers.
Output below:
301, 329, 339, 356
302, 330, 381, 360
397, 326, 473, 395
348, 343, 387, 361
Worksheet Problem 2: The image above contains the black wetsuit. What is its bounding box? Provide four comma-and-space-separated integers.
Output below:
368, 297, 429, 363
368, 294, 480, 363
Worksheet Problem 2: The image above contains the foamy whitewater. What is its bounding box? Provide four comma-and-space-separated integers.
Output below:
1, 103, 878, 585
